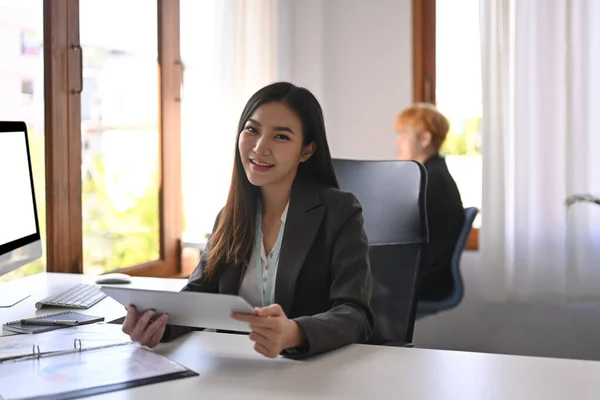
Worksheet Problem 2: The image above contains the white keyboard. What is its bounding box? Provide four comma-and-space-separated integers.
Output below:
35, 283, 107, 309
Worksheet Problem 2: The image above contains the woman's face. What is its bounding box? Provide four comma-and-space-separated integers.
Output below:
238, 102, 315, 189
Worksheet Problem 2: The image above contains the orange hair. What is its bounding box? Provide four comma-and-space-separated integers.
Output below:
396, 103, 450, 151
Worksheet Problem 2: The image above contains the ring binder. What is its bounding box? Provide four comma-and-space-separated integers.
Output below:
32, 343, 40, 357
0, 336, 133, 363
0, 324, 198, 400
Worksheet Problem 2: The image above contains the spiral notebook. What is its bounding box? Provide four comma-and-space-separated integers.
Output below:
2, 311, 104, 334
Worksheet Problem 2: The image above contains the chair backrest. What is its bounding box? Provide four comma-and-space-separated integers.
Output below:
447, 207, 479, 305
333, 159, 428, 345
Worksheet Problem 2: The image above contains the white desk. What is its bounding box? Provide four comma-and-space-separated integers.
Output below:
2, 273, 600, 399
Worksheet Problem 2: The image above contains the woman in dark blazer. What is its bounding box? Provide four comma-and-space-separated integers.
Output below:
122, 82, 374, 359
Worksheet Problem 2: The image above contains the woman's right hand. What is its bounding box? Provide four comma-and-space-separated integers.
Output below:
121, 305, 168, 348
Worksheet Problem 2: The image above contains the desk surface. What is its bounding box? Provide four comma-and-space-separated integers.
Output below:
2, 273, 600, 400
0, 272, 187, 332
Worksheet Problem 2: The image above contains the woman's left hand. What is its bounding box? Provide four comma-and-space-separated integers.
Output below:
231, 304, 305, 358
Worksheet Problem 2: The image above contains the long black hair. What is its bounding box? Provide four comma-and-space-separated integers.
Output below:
205, 82, 338, 277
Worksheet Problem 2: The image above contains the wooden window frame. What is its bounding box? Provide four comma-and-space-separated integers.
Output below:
44, 0, 82, 274
43, 0, 183, 275
412, 0, 479, 250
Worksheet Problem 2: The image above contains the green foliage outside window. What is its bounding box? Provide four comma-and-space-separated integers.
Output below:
441, 116, 482, 156
82, 154, 160, 273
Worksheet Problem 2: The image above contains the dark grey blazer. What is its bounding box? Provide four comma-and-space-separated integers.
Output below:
163, 177, 375, 359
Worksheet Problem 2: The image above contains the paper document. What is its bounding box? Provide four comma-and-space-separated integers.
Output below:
0, 343, 196, 400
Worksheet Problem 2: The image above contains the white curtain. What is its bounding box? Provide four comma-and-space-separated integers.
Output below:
479, 0, 600, 301
180, 0, 278, 243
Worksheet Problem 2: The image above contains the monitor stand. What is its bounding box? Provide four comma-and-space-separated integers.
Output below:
0, 291, 30, 308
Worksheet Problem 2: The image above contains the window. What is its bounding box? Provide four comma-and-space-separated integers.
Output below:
413, 0, 482, 249
37, 0, 181, 278
436, 0, 482, 232
79, 1, 160, 274
0, 1, 45, 282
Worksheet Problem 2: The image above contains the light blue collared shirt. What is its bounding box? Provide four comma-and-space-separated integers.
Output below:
238, 202, 289, 307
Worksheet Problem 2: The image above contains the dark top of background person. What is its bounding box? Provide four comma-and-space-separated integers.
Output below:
396, 103, 464, 301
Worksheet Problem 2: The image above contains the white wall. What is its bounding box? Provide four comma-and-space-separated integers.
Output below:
278, 0, 413, 160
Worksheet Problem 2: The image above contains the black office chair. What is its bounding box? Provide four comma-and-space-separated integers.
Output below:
417, 207, 479, 317
333, 159, 429, 346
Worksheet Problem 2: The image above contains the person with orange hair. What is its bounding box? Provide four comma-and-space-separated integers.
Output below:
396, 103, 464, 302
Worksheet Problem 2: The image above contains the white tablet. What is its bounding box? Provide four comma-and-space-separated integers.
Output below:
101, 286, 255, 332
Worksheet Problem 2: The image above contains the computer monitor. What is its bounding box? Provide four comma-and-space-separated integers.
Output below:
0, 121, 43, 307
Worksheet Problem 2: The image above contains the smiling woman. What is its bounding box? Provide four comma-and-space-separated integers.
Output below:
238, 103, 314, 200
121, 82, 375, 360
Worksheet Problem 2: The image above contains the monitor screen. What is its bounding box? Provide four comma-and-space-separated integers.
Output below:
0, 126, 40, 256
